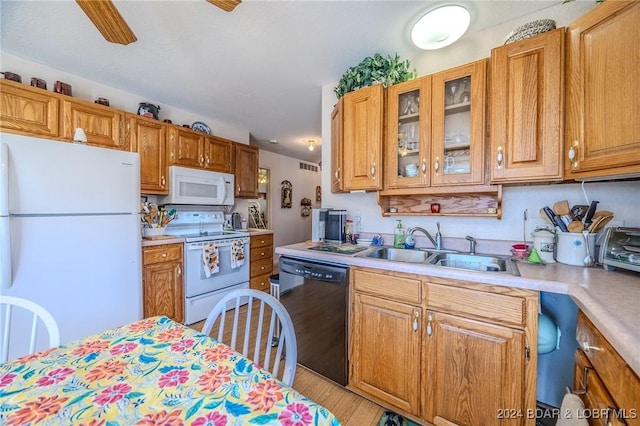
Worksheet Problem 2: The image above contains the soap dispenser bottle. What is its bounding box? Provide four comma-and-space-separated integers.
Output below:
394, 219, 406, 248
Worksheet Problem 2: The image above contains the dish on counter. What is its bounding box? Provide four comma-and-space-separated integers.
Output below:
191, 121, 212, 134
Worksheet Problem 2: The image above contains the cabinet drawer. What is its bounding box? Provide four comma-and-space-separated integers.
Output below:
250, 233, 273, 249
576, 310, 640, 418
250, 274, 271, 292
427, 283, 525, 327
143, 244, 182, 265
352, 268, 421, 305
250, 245, 273, 262
574, 350, 626, 426
250, 257, 273, 278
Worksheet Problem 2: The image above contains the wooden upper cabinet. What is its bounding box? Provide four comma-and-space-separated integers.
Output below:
128, 114, 168, 194
167, 126, 204, 168
565, 0, 640, 179
204, 135, 234, 173
235, 143, 259, 198
0, 80, 59, 137
61, 98, 126, 150
431, 59, 487, 186
342, 84, 383, 191
330, 99, 344, 193
385, 76, 432, 189
490, 28, 565, 184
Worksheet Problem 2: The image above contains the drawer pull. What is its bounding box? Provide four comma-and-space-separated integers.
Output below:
581, 341, 602, 352
261, 252, 265, 256
162, 253, 167, 258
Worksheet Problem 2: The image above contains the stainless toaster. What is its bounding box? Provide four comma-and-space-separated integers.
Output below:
599, 227, 640, 273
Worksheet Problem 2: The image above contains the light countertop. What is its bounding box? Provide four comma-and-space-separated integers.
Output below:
247, 229, 274, 236
142, 236, 185, 247
275, 242, 640, 377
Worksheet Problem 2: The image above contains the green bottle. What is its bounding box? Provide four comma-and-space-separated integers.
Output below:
393, 219, 405, 248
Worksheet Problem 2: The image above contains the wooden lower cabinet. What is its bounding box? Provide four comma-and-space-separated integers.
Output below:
249, 233, 273, 292
350, 292, 421, 415
574, 310, 640, 425
423, 311, 525, 425
142, 243, 184, 323
349, 267, 538, 425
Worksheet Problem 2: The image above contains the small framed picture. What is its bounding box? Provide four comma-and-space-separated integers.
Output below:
54, 81, 72, 96
30, 77, 47, 90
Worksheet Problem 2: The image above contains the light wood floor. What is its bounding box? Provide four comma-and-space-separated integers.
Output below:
190, 313, 385, 425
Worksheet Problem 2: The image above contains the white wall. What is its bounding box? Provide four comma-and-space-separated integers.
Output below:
320, 1, 640, 248
255, 150, 321, 258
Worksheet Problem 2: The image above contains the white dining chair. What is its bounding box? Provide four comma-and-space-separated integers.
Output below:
202, 288, 297, 386
1, 296, 60, 363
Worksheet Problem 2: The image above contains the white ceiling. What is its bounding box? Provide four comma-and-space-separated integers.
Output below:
1, 0, 576, 163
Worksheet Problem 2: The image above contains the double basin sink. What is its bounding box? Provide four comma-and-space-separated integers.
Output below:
359, 247, 519, 276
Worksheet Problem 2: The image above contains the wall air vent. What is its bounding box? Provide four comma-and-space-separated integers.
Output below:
299, 162, 319, 172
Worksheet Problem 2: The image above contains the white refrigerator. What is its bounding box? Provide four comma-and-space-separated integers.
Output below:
0, 133, 142, 360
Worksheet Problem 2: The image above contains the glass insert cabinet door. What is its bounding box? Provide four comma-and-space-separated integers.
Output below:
431, 59, 487, 186
385, 76, 432, 189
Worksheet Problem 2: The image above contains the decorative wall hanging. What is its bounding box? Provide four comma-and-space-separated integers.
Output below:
300, 198, 312, 217
315, 185, 322, 202
281, 180, 292, 209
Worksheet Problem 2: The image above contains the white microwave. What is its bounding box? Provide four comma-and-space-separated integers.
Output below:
161, 166, 234, 206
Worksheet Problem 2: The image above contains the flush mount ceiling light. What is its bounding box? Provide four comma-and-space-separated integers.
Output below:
307, 139, 316, 151
411, 5, 471, 50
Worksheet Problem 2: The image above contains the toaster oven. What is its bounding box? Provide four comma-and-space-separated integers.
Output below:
599, 227, 640, 272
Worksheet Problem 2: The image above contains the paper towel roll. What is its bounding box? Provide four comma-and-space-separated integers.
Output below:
556, 392, 588, 426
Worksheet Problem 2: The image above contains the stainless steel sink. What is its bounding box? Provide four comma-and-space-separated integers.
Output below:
363, 247, 431, 263
427, 252, 519, 275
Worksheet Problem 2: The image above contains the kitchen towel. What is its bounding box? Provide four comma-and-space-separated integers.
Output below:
556, 391, 588, 426
203, 242, 219, 278
231, 239, 245, 269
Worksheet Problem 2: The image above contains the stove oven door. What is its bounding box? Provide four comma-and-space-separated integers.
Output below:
184, 239, 250, 298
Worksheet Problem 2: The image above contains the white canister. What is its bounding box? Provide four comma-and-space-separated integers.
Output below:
555, 232, 596, 266
531, 229, 555, 263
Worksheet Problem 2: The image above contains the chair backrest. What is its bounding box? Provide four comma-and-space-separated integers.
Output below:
201, 288, 297, 386
1, 295, 60, 363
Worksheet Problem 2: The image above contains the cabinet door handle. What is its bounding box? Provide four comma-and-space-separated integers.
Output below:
434, 157, 440, 174
496, 146, 503, 168
568, 140, 579, 170
412, 311, 419, 332
205, 156, 210, 165
161, 176, 166, 187
334, 168, 340, 180
199, 155, 204, 165
580, 341, 602, 352
370, 162, 376, 177
426, 314, 433, 337
421, 159, 427, 174
176, 265, 182, 276
571, 365, 594, 395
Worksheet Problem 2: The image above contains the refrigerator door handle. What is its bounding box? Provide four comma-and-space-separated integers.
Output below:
0, 143, 11, 288
0, 216, 10, 289
0, 142, 8, 216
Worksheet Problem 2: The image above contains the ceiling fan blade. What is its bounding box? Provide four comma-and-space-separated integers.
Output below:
76, 0, 137, 45
206, 0, 242, 12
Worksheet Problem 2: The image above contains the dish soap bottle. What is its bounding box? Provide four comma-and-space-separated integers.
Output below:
394, 219, 406, 248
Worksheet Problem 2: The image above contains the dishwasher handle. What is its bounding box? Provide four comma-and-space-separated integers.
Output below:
279, 257, 348, 285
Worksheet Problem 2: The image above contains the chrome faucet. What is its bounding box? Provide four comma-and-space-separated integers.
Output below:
465, 236, 477, 254
407, 226, 441, 250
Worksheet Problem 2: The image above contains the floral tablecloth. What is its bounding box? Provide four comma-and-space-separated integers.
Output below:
0, 316, 340, 426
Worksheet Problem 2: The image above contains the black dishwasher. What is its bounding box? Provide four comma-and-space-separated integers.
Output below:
278, 256, 349, 386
